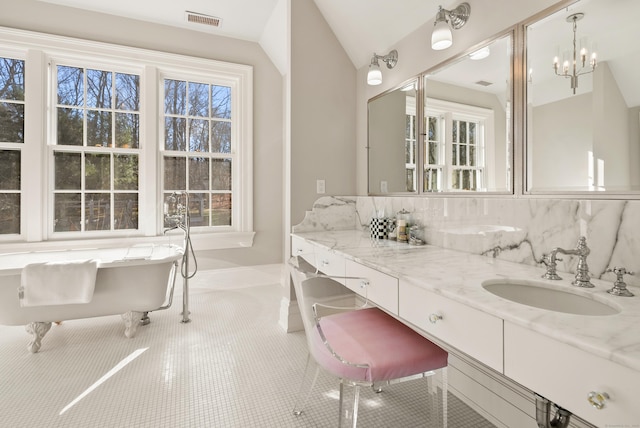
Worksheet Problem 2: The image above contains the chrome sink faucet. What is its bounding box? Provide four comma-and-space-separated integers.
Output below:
542, 236, 594, 288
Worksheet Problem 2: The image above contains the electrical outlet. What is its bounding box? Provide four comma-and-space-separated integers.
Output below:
381, 181, 388, 193
316, 179, 326, 194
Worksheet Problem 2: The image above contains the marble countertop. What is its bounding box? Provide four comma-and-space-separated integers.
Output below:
293, 230, 640, 373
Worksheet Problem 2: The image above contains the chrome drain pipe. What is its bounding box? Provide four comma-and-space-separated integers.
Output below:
535, 394, 571, 428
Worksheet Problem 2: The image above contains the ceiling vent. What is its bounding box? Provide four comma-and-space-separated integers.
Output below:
474, 80, 493, 87
185, 11, 222, 28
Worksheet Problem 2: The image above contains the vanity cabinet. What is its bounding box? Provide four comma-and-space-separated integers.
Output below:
291, 234, 315, 258
505, 322, 640, 427
399, 280, 504, 373
291, 235, 346, 284
345, 259, 399, 315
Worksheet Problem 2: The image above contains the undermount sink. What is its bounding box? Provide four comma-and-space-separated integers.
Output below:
482, 279, 620, 316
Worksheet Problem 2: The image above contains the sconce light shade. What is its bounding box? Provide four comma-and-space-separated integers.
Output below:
431, 20, 453, 50
367, 62, 383, 86
366, 50, 398, 86
431, 3, 470, 51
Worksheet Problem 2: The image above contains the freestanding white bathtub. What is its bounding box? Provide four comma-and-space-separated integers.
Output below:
0, 244, 183, 353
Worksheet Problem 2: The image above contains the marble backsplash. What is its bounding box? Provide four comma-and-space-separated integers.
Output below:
293, 196, 640, 288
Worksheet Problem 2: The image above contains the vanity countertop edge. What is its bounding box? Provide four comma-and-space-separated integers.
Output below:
292, 229, 640, 374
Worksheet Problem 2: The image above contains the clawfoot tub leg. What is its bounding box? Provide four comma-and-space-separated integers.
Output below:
140, 311, 150, 326
121, 311, 143, 338
25, 322, 52, 353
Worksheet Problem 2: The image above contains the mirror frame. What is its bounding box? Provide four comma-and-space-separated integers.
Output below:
521, 0, 640, 199
367, 28, 516, 197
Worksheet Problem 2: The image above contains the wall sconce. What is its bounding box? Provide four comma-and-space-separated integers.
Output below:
367, 50, 398, 86
431, 3, 471, 51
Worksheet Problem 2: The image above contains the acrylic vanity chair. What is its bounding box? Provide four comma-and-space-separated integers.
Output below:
288, 256, 448, 427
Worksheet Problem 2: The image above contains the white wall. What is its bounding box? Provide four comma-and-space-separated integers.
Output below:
0, 0, 284, 269
531, 62, 635, 190
532, 93, 593, 189
593, 62, 631, 189
289, 0, 356, 226
367, 90, 407, 193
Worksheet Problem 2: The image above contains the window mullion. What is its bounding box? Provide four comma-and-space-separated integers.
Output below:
23, 49, 46, 241
141, 65, 158, 237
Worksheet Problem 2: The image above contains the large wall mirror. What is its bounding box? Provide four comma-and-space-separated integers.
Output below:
423, 33, 512, 193
526, 0, 640, 193
368, 80, 418, 193
368, 33, 513, 195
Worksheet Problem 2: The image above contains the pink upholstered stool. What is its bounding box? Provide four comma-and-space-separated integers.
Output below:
289, 256, 448, 427
314, 307, 448, 383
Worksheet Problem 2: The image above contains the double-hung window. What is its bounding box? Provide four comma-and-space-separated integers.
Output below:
52, 62, 141, 234
0, 54, 24, 236
424, 98, 492, 192
405, 95, 417, 192
162, 77, 233, 228
0, 28, 253, 249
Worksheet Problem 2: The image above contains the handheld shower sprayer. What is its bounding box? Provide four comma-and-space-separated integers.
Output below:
163, 192, 197, 323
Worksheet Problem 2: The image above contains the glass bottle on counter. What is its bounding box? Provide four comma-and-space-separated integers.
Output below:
396, 209, 411, 243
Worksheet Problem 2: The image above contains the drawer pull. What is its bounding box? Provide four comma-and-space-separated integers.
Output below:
587, 391, 609, 410
359, 280, 369, 289
428, 313, 443, 324
296, 248, 303, 254
321, 260, 329, 266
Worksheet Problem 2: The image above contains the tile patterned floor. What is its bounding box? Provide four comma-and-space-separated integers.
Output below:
0, 265, 497, 427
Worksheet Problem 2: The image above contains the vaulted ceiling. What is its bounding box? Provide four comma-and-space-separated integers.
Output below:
36, 0, 444, 69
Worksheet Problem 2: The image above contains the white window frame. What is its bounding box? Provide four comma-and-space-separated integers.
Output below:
158, 69, 242, 231
405, 95, 417, 192
0, 47, 26, 240
0, 27, 254, 252
426, 98, 494, 192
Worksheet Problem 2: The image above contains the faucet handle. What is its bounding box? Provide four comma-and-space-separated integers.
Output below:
608, 266, 635, 277
605, 267, 635, 297
540, 253, 562, 266
540, 253, 562, 280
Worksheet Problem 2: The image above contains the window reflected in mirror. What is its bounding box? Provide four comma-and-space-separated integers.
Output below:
367, 33, 513, 195
423, 33, 512, 193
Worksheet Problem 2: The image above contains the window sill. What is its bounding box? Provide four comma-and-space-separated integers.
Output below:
0, 231, 255, 254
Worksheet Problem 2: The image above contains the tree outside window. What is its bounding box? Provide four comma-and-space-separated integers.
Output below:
163, 78, 232, 228
54, 64, 140, 232
0, 56, 24, 235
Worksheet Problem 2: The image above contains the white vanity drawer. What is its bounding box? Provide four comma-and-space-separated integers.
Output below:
291, 235, 315, 260
314, 247, 346, 282
399, 280, 503, 372
291, 236, 346, 284
505, 322, 640, 427
345, 259, 398, 315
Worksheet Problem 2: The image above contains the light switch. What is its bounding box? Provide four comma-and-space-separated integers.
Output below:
316, 179, 326, 194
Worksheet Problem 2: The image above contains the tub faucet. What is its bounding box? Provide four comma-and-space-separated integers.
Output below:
548, 236, 594, 288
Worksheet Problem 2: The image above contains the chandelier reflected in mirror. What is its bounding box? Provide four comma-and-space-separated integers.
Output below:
552, 12, 597, 94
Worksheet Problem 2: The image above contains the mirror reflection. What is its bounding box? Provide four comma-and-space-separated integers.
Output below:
367, 34, 512, 195
526, 0, 640, 193
368, 81, 418, 193
423, 34, 511, 192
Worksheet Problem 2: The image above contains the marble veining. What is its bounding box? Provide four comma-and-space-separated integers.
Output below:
292, 229, 640, 374
293, 196, 640, 288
